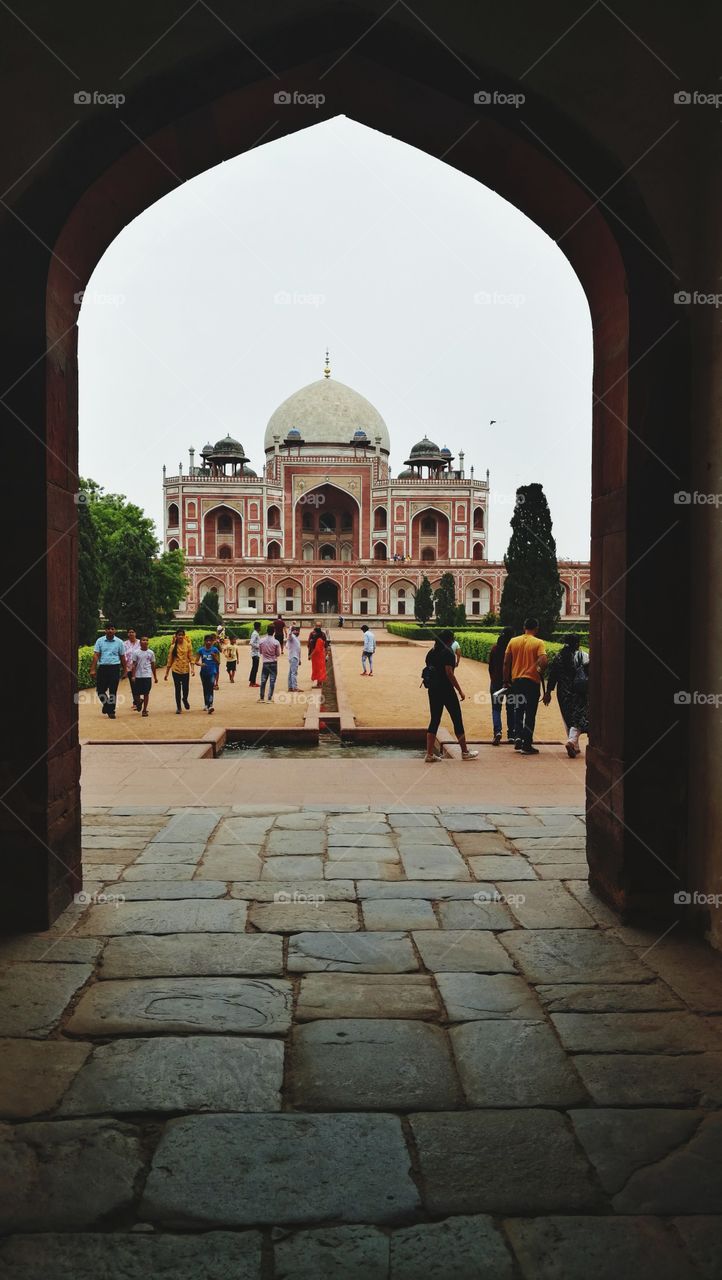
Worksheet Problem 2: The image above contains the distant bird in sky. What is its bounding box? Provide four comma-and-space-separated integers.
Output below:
489, 419, 497, 425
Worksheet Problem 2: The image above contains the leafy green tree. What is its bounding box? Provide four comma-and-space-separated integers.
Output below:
434, 572, 457, 627
193, 589, 223, 627
454, 602, 467, 629
414, 575, 434, 624
499, 484, 563, 638
102, 529, 157, 634
78, 492, 102, 644
152, 548, 188, 622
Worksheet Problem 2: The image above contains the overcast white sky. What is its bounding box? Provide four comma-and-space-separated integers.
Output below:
78, 115, 592, 561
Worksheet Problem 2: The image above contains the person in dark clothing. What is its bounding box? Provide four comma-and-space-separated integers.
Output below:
424, 630, 478, 763
544, 633, 589, 757
488, 626, 514, 745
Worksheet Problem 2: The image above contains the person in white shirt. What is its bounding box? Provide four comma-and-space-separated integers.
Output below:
130, 636, 157, 717
360, 624, 376, 676
258, 625, 282, 702
123, 628, 142, 711
287, 625, 302, 691
248, 625, 261, 688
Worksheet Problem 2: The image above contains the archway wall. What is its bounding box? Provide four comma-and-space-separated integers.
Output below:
2, 17, 701, 929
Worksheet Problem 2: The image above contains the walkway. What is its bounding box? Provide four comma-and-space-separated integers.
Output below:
1, 801, 721, 1277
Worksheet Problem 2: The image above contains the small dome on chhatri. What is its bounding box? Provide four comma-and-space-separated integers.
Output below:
397, 467, 414, 479
213, 434, 245, 455
242, 465, 257, 477
352, 428, 369, 441
201, 441, 214, 456
409, 436, 441, 457
440, 445, 452, 458
286, 426, 302, 439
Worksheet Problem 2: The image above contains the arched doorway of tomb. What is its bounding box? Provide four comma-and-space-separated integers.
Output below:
315, 578, 340, 615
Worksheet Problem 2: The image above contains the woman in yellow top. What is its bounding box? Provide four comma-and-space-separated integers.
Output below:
164, 628, 195, 713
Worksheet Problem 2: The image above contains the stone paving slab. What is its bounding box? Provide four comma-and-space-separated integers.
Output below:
525, 845, 589, 863
0, 1041, 92, 1119
151, 813, 222, 843
290, 1018, 462, 1110
500, 882, 595, 929
325, 861, 403, 880
388, 813, 443, 830
326, 834, 396, 849
612, 1114, 722, 1213
65, 977, 292, 1036
0, 1232, 263, 1280
60, 1036, 284, 1115
110, 804, 170, 814
453, 832, 512, 855
141, 1113, 421, 1225
533, 863, 589, 879
102, 880, 228, 900
274, 812, 328, 830
325, 844, 400, 862
468, 855, 537, 880
390, 1214, 516, 1279
410, 1111, 602, 1214
266, 831, 327, 855
209, 817, 275, 843
136, 842, 209, 863
500, 929, 651, 983
639, 939, 722, 1013
0, 1119, 144, 1230
288, 932, 417, 973
573, 1052, 722, 1106
414, 931, 517, 973
248, 902, 359, 932
296, 973, 439, 1020
358, 880, 494, 900
437, 973, 544, 1022
76, 899, 248, 936
451, 1020, 587, 1107
536, 981, 684, 1013
99, 932, 283, 979
327, 819, 391, 835
272, 1225, 388, 1279
361, 899, 438, 930
551, 1010, 722, 1053
0, 937, 102, 967
395, 830, 454, 847
81, 847, 142, 865
674, 1216, 722, 1280
569, 1109, 702, 1195
511, 837, 586, 852
121, 863, 201, 880
0, 964, 93, 1038
78, 863, 127, 881
230, 880, 356, 901
195, 850, 263, 879
439, 816, 496, 832
436, 899, 515, 931
504, 1216, 698, 1280
260, 856, 325, 880
399, 847, 470, 880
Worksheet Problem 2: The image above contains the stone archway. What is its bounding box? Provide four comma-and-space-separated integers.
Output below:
315, 579, 340, 615
4, 32, 691, 929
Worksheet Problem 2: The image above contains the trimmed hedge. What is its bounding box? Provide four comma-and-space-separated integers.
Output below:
79, 621, 271, 689
386, 622, 567, 664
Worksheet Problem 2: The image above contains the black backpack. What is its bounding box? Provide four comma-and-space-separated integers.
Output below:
421, 647, 437, 689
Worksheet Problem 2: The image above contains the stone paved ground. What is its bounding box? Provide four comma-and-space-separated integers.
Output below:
2, 803, 722, 1278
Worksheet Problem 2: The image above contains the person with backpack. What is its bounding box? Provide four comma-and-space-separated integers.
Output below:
164, 627, 194, 713
544, 633, 589, 757
195, 634, 222, 714
422, 630, 478, 763
488, 626, 514, 745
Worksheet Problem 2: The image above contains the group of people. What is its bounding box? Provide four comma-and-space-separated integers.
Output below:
423, 618, 589, 762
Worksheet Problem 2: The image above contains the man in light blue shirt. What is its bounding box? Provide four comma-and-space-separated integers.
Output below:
89, 624, 127, 718
360, 624, 376, 676
287, 625, 301, 691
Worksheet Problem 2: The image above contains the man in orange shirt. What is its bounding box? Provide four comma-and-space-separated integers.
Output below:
503, 617, 548, 755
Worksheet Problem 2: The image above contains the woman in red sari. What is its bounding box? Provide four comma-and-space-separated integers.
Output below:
310, 629, 327, 687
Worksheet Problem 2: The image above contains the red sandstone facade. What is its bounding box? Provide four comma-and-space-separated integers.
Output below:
164, 373, 590, 622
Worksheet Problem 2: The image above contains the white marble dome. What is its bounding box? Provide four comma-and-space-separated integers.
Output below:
264, 378, 390, 453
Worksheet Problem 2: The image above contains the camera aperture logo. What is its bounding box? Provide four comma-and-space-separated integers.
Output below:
75, 890, 125, 908
274, 90, 325, 109
473, 889, 525, 907
74, 90, 125, 108
675, 889, 722, 908
474, 90, 525, 108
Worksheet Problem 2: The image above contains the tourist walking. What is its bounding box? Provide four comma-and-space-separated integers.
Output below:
421, 629, 478, 762
259, 624, 281, 702
310, 626, 327, 688
544, 633, 589, 757
223, 634, 239, 683
123, 628, 141, 711
131, 636, 157, 717
488, 626, 514, 745
195, 634, 221, 714
164, 627, 194, 713
287, 624, 302, 691
360, 624, 376, 675
89, 624, 127, 719
338, 614, 344, 629
503, 617, 548, 755
273, 614, 287, 653
248, 623, 261, 687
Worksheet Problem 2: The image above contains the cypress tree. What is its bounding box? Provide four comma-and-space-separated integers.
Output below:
434, 572, 457, 627
78, 495, 102, 644
414, 575, 434, 624
499, 484, 563, 638
193, 589, 223, 627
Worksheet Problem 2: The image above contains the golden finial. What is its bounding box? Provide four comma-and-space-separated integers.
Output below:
323, 349, 331, 379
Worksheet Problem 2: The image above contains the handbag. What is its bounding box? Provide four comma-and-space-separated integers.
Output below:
572, 650, 589, 696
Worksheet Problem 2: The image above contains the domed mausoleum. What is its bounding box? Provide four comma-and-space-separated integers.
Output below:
163, 359, 590, 619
